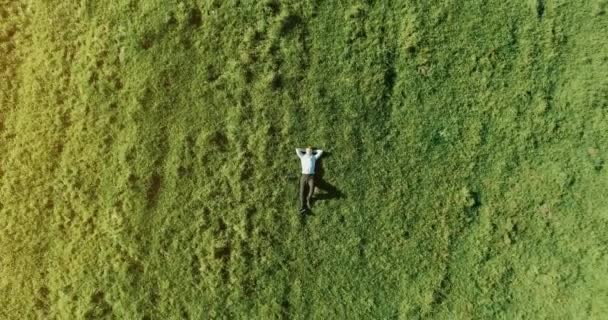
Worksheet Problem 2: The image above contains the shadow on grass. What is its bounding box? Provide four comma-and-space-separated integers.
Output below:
312, 151, 345, 203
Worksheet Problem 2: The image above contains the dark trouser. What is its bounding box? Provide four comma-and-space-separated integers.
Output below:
299, 174, 315, 209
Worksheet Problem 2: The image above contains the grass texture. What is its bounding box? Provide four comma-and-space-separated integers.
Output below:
1, 0, 607, 319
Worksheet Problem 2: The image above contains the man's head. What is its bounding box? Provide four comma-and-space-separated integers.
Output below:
306, 145, 313, 155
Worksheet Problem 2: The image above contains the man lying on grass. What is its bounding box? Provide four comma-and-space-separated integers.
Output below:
295, 145, 323, 213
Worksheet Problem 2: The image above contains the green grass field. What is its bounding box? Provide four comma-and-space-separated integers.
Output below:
1, 0, 607, 319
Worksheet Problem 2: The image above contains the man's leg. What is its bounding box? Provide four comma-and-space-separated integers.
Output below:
299, 174, 307, 210
306, 175, 315, 208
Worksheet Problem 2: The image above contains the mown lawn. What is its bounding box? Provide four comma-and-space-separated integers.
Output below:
1, 0, 607, 319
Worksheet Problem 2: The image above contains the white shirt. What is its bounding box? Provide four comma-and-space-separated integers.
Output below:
296, 148, 323, 174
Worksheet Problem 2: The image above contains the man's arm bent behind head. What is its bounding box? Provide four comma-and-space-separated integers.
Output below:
314, 149, 323, 159
296, 148, 305, 158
